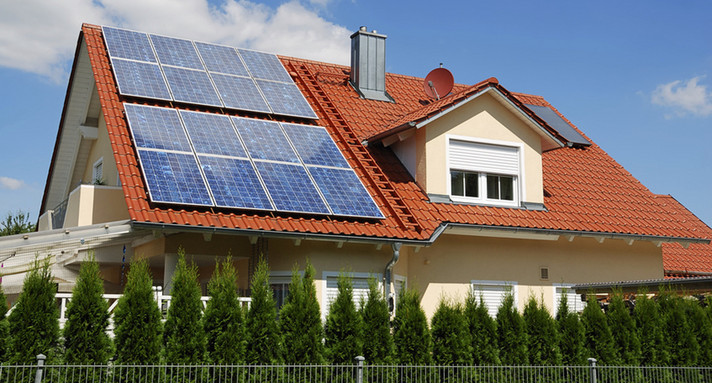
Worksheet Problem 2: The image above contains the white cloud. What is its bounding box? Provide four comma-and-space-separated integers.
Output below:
651, 76, 712, 117
0, 0, 350, 83
0, 177, 26, 190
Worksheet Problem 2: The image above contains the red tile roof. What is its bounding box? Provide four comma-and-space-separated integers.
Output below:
78, 23, 711, 243
657, 195, 712, 276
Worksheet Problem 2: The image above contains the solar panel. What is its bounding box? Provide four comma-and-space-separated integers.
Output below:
138, 149, 213, 206
254, 161, 330, 214
282, 124, 349, 168
179, 111, 247, 157
195, 42, 249, 76
102, 26, 156, 62
256, 80, 318, 119
124, 104, 192, 151
199, 155, 273, 210
111, 59, 172, 100
150, 35, 204, 70
238, 48, 292, 83
210, 74, 271, 113
163, 66, 222, 107
526, 104, 591, 146
232, 118, 300, 163
308, 166, 384, 218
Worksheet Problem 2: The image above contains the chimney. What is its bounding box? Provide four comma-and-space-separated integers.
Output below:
350, 26, 393, 102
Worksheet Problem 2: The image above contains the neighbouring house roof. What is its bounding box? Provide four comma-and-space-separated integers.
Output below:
657, 195, 712, 277
41, 24, 712, 245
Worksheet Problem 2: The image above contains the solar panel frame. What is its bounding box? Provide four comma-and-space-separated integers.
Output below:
282, 123, 349, 168
137, 149, 214, 206
195, 42, 249, 77
254, 161, 330, 215
238, 48, 293, 83
179, 110, 247, 157
199, 155, 274, 210
526, 104, 591, 146
124, 104, 192, 152
111, 58, 172, 100
162, 66, 223, 107
308, 166, 384, 218
102, 26, 157, 63
210, 73, 271, 113
150, 34, 204, 70
232, 118, 300, 164
256, 80, 318, 119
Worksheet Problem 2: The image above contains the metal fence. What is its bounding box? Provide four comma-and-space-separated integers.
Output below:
7, 355, 712, 383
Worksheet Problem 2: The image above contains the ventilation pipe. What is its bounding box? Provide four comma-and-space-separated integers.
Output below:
350, 26, 393, 102
384, 242, 401, 314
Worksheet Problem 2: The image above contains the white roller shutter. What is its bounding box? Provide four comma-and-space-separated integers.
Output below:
471, 281, 517, 318
325, 275, 371, 316
450, 140, 519, 175
555, 286, 585, 313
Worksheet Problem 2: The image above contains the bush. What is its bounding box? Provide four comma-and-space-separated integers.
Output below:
683, 297, 712, 366
324, 272, 363, 364
245, 257, 282, 364
464, 291, 499, 365
7, 258, 60, 364
495, 292, 527, 365
555, 290, 585, 366
606, 291, 640, 365
63, 253, 113, 364
203, 257, 245, 364
658, 291, 699, 366
113, 259, 162, 364
431, 298, 471, 365
634, 292, 667, 366
523, 295, 561, 365
301, 261, 324, 364
393, 287, 431, 365
581, 295, 618, 365
360, 276, 393, 364
163, 250, 206, 364
0, 285, 9, 362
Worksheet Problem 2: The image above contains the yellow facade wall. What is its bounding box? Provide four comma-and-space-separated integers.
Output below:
82, 115, 119, 186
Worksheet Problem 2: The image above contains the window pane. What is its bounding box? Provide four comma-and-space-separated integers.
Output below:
487, 174, 499, 199
451, 171, 464, 196
500, 176, 514, 201
465, 172, 479, 197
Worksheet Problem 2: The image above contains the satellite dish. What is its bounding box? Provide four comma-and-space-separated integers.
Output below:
423, 67, 454, 100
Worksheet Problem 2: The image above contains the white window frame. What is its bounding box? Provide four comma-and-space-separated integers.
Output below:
269, 271, 302, 310
322, 271, 381, 321
470, 280, 518, 318
446, 135, 524, 207
92, 157, 104, 184
553, 283, 585, 314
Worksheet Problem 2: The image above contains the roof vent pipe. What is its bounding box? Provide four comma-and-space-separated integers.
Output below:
350, 26, 394, 102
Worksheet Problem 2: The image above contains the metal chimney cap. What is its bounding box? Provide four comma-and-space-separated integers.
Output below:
360, 26, 367, 31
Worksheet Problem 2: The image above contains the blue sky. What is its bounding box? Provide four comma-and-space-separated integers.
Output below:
1, 0, 711, 227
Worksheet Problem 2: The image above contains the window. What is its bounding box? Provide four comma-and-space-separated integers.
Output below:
269, 273, 296, 310
554, 284, 585, 313
448, 138, 521, 206
471, 280, 518, 318
323, 272, 378, 319
92, 158, 104, 185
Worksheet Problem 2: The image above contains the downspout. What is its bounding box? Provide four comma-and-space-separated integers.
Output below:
384, 242, 401, 314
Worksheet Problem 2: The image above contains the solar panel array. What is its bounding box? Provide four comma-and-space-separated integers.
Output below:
525, 104, 591, 146
102, 26, 317, 119
124, 104, 383, 218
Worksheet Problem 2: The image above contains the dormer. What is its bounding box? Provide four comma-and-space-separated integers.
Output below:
369, 80, 567, 209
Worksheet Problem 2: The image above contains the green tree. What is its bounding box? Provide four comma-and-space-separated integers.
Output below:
0, 285, 9, 362
393, 287, 431, 365
163, 250, 206, 364
280, 261, 324, 364
301, 261, 324, 364
324, 272, 363, 364
658, 291, 699, 366
555, 291, 585, 366
360, 276, 393, 364
633, 292, 667, 366
581, 295, 618, 365
464, 292, 499, 365
245, 257, 282, 364
683, 297, 712, 366
113, 259, 162, 364
0, 211, 35, 237
7, 258, 59, 364
63, 254, 113, 364
495, 292, 527, 365
606, 291, 641, 365
203, 257, 245, 364
431, 298, 472, 365
523, 295, 561, 365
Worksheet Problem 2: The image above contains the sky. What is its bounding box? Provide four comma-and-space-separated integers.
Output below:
0, 0, 710, 228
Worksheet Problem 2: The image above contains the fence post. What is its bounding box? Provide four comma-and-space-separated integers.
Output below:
35, 354, 46, 383
587, 357, 597, 383
355, 356, 365, 383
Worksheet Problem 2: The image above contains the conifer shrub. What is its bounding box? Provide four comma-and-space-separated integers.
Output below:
606, 291, 641, 365
555, 291, 585, 366
495, 292, 527, 365
360, 276, 393, 364
431, 298, 471, 365
464, 291, 499, 365
301, 261, 324, 364
280, 264, 308, 363
7, 258, 60, 364
324, 272, 363, 364
203, 257, 245, 365
0, 284, 9, 362
163, 250, 206, 364
683, 297, 712, 366
633, 292, 667, 366
63, 253, 113, 364
113, 259, 162, 365
245, 257, 282, 364
581, 294, 618, 365
393, 287, 431, 365
658, 290, 699, 367
523, 295, 561, 366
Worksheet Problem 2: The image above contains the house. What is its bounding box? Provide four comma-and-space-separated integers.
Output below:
0, 23, 709, 319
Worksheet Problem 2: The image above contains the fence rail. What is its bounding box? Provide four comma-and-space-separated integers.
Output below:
7, 355, 712, 383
